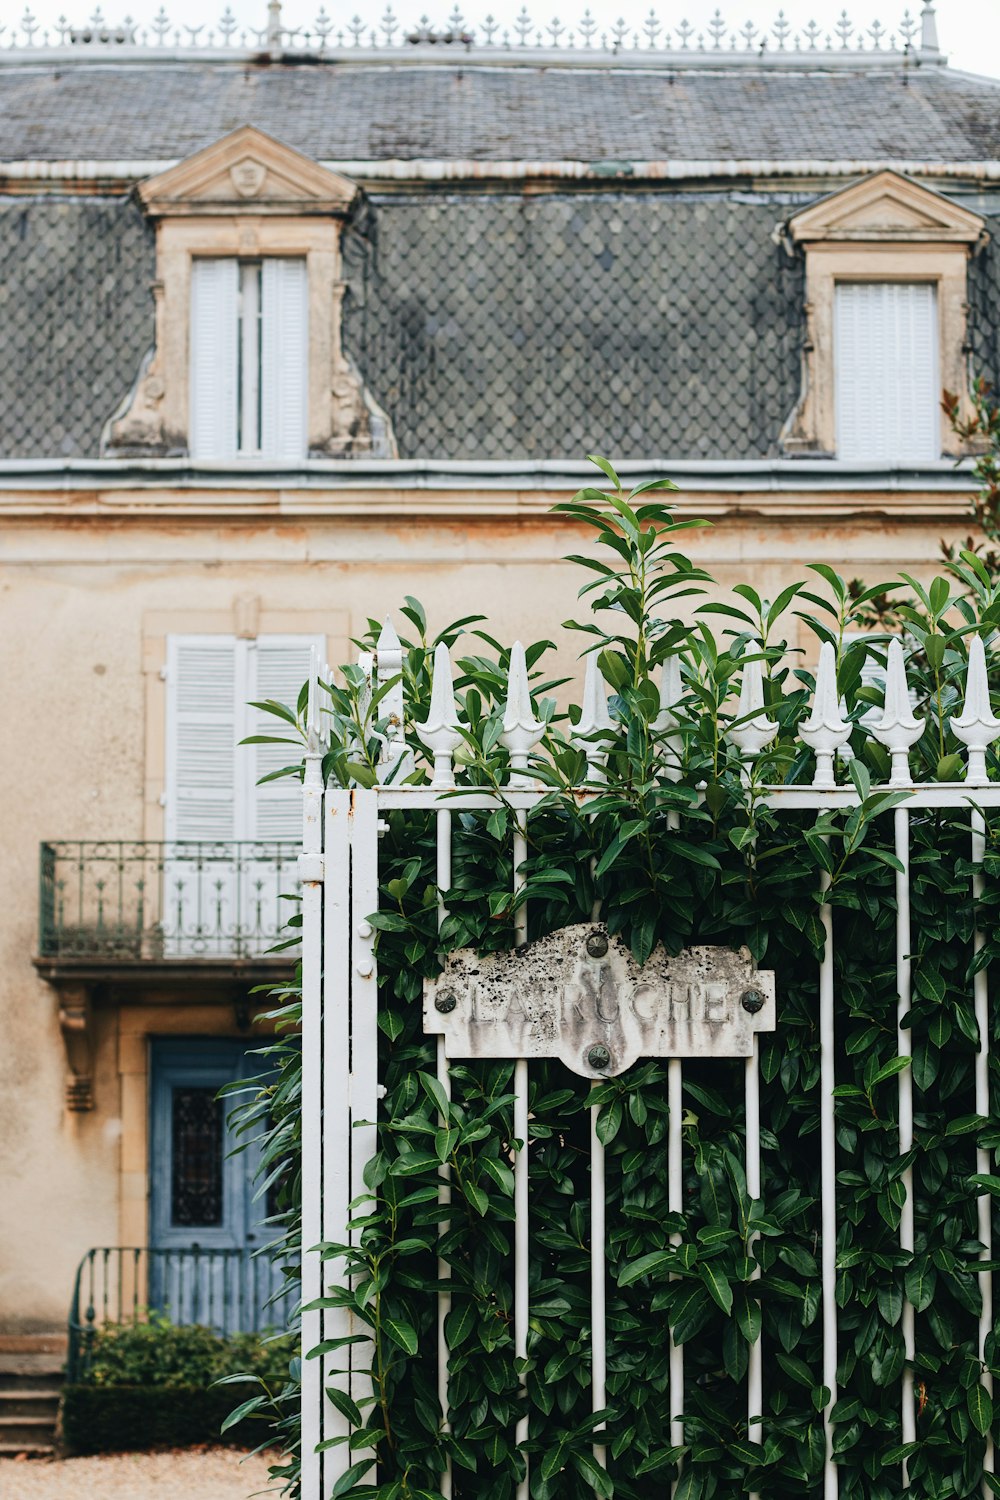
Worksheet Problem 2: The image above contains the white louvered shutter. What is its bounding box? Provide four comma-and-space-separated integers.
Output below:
249, 636, 324, 841
165, 637, 239, 842
260, 258, 309, 461
835, 282, 938, 462
190, 258, 239, 460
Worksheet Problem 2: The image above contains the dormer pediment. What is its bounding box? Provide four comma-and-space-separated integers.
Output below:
139, 125, 358, 217
788, 169, 984, 245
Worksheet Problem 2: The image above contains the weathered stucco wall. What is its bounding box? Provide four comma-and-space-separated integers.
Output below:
0, 487, 983, 1327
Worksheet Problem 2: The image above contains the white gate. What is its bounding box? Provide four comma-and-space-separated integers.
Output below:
299, 624, 1000, 1500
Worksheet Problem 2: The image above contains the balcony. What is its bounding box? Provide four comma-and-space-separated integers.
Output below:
35, 843, 301, 1108
38, 839, 300, 964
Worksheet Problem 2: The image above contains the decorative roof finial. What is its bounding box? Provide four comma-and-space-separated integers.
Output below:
267, 0, 282, 48
919, 1, 938, 54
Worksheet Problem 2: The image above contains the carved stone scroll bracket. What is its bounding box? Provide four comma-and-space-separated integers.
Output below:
425, 924, 776, 1079
58, 983, 95, 1112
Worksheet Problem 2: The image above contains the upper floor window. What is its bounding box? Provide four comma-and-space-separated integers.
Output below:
190, 257, 308, 462
834, 282, 939, 462
165, 632, 322, 843
783, 170, 985, 461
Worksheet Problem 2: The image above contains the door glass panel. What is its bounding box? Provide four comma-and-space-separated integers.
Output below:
170, 1086, 224, 1227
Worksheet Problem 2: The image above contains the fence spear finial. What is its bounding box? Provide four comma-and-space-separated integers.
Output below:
376, 616, 410, 781
871, 639, 923, 785
306, 644, 322, 757
416, 641, 463, 788
573, 653, 615, 782
799, 642, 851, 788
951, 636, 1000, 787
729, 640, 778, 759
501, 641, 544, 784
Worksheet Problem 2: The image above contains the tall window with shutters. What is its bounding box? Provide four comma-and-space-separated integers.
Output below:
164, 633, 322, 954
834, 282, 939, 462
189, 258, 308, 462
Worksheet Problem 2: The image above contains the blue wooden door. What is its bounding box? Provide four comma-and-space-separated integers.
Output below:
149, 1038, 289, 1332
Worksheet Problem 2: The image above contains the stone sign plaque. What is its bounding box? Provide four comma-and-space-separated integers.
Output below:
424, 924, 775, 1079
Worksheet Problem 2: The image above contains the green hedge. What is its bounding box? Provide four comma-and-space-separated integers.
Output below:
60, 1383, 258, 1454
62, 1319, 296, 1454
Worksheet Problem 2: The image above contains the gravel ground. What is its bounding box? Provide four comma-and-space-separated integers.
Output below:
0, 1446, 279, 1500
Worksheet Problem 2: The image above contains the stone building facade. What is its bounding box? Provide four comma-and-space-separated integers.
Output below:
0, 0, 998, 1359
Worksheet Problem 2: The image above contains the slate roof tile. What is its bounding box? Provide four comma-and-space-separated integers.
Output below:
0, 61, 998, 163
1, 150, 999, 460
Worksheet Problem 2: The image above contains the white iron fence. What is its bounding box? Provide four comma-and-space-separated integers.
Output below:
299, 625, 1000, 1500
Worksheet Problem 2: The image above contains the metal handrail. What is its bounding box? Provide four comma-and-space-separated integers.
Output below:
38, 840, 300, 961
67, 1245, 296, 1382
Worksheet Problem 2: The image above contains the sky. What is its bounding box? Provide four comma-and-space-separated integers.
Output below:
9, 0, 1000, 76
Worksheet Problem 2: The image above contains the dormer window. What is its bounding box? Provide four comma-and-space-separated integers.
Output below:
190, 257, 308, 461
782, 171, 985, 461
106, 126, 392, 461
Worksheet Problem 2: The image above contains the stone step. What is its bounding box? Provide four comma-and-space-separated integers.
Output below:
0, 1358, 65, 1390
0, 1335, 66, 1356
0, 1392, 61, 1419
0, 1415, 58, 1449
0, 1444, 55, 1458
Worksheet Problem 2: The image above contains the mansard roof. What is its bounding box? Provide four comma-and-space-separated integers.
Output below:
0, 58, 999, 167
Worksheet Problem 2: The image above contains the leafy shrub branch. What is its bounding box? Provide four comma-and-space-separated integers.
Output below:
240, 457, 1000, 1500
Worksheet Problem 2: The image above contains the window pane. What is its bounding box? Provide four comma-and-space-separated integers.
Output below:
260, 259, 309, 461
189, 258, 239, 460
171, 1086, 224, 1227
238, 261, 262, 455
835, 282, 938, 462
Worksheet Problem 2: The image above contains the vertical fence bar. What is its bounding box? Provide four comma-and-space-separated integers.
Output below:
437, 806, 454, 1498
349, 790, 381, 1425
951, 636, 1000, 1490
665, 808, 685, 1494
591, 1103, 607, 1470
973, 809, 995, 1485
728, 641, 776, 1500
500, 641, 543, 1500
745, 1049, 762, 1485
323, 789, 352, 1495
819, 864, 838, 1500
575, 652, 613, 1477
667, 1055, 684, 1479
300, 745, 324, 1500
798, 643, 849, 1500
416, 640, 463, 1498
513, 809, 530, 1500
894, 808, 916, 1471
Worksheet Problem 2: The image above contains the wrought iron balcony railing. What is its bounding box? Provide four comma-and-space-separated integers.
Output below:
38, 840, 300, 961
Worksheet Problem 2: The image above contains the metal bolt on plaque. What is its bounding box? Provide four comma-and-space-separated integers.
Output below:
424, 924, 775, 1078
